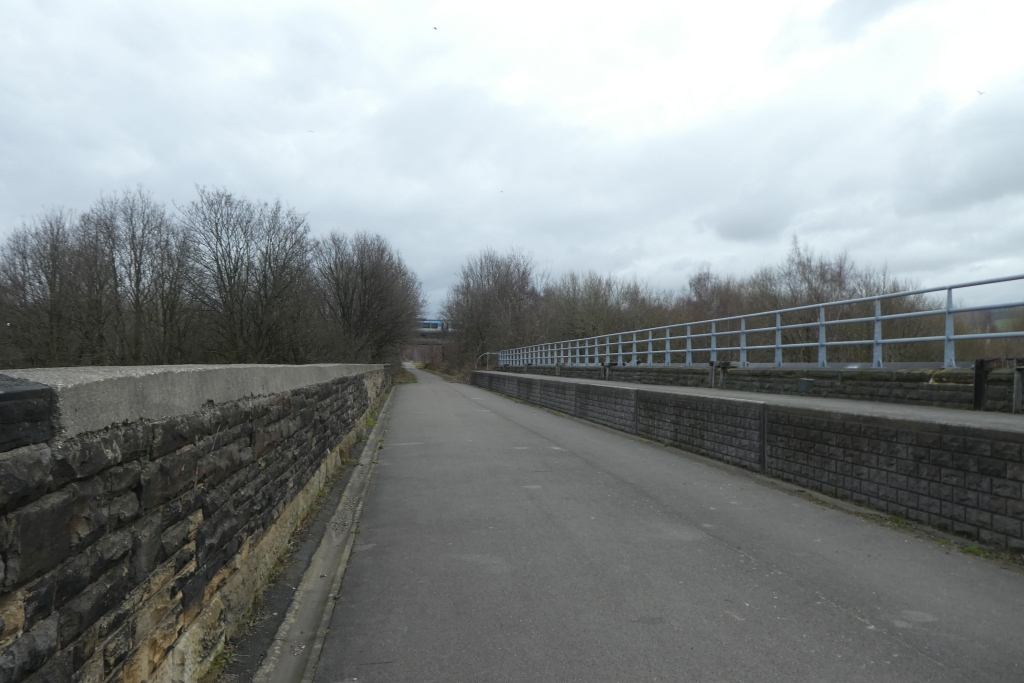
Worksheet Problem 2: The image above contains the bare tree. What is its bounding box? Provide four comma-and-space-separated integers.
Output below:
442, 248, 539, 359
1, 185, 426, 369
314, 232, 423, 363
0, 209, 76, 366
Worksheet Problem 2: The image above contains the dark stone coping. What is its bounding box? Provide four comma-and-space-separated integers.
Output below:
0, 374, 56, 451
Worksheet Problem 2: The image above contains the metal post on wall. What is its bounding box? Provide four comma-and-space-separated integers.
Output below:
1013, 360, 1022, 414
739, 318, 747, 367
647, 330, 653, 366
774, 313, 782, 368
618, 334, 623, 366
818, 306, 827, 368
665, 327, 672, 366
944, 288, 956, 368
631, 332, 637, 366
710, 322, 717, 364
872, 299, 883, 368
973, 359, 987, 411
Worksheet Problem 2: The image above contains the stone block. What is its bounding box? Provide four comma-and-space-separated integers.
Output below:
58, 561, 131, 645
0, 614, 58, 683
978, 494, 1007, 516
0, 446, 53, 514
977, 457, 1007, 478
991, 479, 1021, 499
108, 493, 140, 527
103, 621, 133, 677
4, 492, 73, 588
140, 448, 199, 510
55, 529, 131, 609
129, 515, 163, 585
965, 508, 992, 530
21, 647, 70, 683
992, 515, 1022, 538
68, 479, 108, 551
22, 575, 55, 632
0, 378, 54, 453
152, 417, 197, 459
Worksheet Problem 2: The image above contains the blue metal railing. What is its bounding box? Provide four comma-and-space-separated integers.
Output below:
498, 274, 1024, 370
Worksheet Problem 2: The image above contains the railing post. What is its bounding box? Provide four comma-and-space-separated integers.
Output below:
665, 327, 671, 366
818, 306, 827, 368
647, 330, 653, 366
944, 287, 956, 368
774, 313, 782, 367
685, 325, 692, 367
618, 334, 623, 366
710, 322, 717, 364
873, 299, 883, 368
632, 332, 637, 366
739, 318, 748, 367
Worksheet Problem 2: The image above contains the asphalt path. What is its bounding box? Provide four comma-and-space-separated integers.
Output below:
313, 366, 1024, 683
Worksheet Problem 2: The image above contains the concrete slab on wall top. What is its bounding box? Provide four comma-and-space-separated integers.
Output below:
1, 363, 385, 438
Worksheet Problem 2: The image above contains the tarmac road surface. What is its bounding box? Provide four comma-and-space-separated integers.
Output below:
312, 366, 1024, 683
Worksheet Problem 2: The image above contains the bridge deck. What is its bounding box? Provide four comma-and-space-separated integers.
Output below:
310, 366, 1024, 683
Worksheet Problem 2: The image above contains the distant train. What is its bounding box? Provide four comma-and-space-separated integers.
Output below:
418, 319, 453, 334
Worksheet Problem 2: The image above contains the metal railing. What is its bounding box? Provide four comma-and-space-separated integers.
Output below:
498, 274, 1024, 370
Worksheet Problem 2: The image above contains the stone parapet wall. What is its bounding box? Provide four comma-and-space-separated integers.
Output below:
765, 408, 1024, 546
638, 393, 764, 472
498, 365, 1017, 413
472, 371, 1024, 550
0, 364, 389, 683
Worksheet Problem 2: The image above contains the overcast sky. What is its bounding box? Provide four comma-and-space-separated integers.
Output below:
2, 0, 1022, 315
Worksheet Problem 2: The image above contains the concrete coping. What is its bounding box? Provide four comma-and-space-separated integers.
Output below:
1, 363, 385, 439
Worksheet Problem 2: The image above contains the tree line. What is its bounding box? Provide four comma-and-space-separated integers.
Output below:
0, 186, 424, 369
441, 241, 1017, 367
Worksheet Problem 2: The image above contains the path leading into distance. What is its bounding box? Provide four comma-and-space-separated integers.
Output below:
313, 366, 1024, 683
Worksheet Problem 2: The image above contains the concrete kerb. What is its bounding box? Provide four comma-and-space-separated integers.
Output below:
251, 386, 396, 683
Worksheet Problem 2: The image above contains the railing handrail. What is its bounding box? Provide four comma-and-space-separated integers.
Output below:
497, 272, 1024, 370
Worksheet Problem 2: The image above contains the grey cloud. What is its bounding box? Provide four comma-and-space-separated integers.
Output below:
820, 0, 927, 40
894, 85, 1024, 215
1, 2, 1023, 317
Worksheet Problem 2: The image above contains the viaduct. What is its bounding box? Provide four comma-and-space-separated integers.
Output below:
1, 352, 1023, 681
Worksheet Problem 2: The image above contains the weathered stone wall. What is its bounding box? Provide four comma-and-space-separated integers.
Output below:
500, 365, 1017, 413
575, 385, 636, 434
765, 408, 1024, 547
537, 382, 575, 415
638, 393, 764, 471
0, 365, 389, 683
472, 371, 1024, 550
